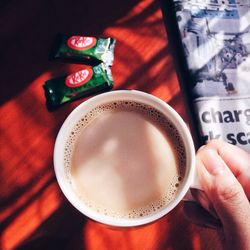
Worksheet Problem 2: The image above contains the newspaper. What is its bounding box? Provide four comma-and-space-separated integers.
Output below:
171, 0, 250, 152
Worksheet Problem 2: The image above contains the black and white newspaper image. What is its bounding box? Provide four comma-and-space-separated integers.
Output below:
174, 0, 250, 152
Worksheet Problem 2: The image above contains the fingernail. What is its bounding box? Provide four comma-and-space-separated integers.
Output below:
201, 149, 225, 175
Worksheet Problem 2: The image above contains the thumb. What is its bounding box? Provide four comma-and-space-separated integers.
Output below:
197, 148, 250, 248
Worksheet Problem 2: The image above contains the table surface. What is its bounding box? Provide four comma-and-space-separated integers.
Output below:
0, 0, 223, 249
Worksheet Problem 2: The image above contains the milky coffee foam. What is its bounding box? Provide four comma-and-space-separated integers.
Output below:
64, 101, 186, 219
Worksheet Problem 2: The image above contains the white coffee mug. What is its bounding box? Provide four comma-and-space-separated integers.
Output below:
54, 90, 198, 227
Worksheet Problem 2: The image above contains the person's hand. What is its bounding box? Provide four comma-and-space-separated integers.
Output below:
184, 139, 250, 250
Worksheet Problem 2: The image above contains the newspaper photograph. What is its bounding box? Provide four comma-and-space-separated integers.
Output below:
173, 0, 250, 152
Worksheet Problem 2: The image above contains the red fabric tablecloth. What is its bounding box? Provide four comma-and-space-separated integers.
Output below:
0, 0, 222, 249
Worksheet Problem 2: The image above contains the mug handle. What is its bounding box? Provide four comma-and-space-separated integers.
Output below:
183, 166, 202, 201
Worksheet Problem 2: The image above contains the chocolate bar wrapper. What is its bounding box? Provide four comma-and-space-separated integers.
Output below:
43, 63, 113, 108
52, 34, 116, 66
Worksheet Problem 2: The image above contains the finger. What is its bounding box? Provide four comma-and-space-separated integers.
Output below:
183, 201, 221, 229
202, 139, 250, 198
199, 139, 250, 177
197, 148, 250, 248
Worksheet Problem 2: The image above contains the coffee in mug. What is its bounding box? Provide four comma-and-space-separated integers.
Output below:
54, 90, 196, 226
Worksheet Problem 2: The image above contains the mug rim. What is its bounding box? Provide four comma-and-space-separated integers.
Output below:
54, 90, 196, 227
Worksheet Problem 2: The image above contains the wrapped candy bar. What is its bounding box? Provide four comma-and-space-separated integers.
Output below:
52, 33, 116, 66
43, 63, 113, 109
